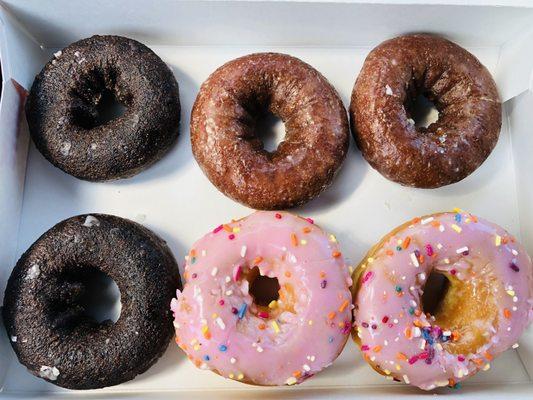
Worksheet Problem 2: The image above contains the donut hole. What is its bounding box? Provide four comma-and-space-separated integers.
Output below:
421, 269, 499, 355
77, 268, 121, 324
92, 88, 127, 127
404, 91, 439, 129
421, 271, 450, 316
70, 68, 129, 129
50, 267, 122, 331
247, 266, 280, 307
252, 110, 286, 153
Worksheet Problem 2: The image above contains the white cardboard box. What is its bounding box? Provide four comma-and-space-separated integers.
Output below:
0, 0, 531, 398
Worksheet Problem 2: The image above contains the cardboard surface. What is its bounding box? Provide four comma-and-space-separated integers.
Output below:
0, 1, 531, 398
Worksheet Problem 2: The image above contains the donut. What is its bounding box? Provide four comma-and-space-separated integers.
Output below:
25, 35, 180, 181
350, 34, 501, 188
191, 53, 350, 210
171, 211, 352, 385
351, 210, 532, 390
2, 214, 181, 389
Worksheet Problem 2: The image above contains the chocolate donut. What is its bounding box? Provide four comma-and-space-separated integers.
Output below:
2, 214, 181, 389
350, 34, 501, 188
26, 35, 180, 181
191, 53, 350, 210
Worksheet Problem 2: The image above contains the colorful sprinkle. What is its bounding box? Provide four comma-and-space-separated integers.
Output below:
362, 271, 373, 283
215, 317, 226, 330
213, 225, 223, 233
410, 252, 420, 267
286, 376, 297, 385
339, 300, 349, 312
202, 325, 211, 340
510, 262, 520, 272
332, 250, 342, 258
237, 303, 247, 319
291, 233, 298, 247
219, 344, 227, 352
272, 320, 280, 333
320, 280, 327, 288
456, 246, 469, 254
275, 213, 282, 219
451, 224, 462, 233
228, 234, 235, 240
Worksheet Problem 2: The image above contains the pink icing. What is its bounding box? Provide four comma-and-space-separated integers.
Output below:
353, 211, 533, 390
171, 211, 352, 385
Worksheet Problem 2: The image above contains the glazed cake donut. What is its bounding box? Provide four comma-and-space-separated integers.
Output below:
26, 35, 180, 181
191, 53, 350, 209
352, 211, 532, 390
171, 211, 353, 385
350, 34, 501, 188
2, 214, 181, 389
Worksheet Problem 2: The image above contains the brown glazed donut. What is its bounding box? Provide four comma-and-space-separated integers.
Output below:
350, 34, 501, 188
191, 53, 350, 210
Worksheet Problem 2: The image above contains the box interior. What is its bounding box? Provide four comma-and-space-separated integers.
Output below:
0, 1, 532, 398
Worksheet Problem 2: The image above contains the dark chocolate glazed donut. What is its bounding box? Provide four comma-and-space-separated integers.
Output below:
350, 34, 501, 188
191, 53, 350, 210
26, 35, 180, 181
2, 214, 181, 389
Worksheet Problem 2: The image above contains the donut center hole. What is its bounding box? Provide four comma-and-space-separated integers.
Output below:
92, 89, 127, 127
248, 266, 280, 307
254, 111, 286, 153
405, 92, 439, 129
78, 269, 121, 324
51, 267, 122, 331
70, 69, 129, 129
421, 271, 450, 316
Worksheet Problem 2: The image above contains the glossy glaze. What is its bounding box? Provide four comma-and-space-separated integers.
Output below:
171, 211, 352, 385
352, 211, 532, 390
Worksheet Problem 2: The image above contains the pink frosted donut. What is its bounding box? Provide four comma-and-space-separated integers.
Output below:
352, 211, 532, 390
170, 211, 352, 385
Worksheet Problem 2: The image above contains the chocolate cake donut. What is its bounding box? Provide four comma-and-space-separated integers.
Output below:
26, 35, 180, 181
350, 34, 501, 188
2, 214, 181, 389
191, 53, 350, 210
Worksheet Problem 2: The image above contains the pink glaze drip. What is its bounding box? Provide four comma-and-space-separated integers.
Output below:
171, 211, 352, 385
353, 211, 533, 390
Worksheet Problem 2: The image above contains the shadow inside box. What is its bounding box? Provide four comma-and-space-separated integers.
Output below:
145, 225, 189, 277
296, 139, 368, 214
132, 344, 187, 384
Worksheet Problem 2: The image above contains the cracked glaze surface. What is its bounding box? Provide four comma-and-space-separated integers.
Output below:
350, 34, 501, 188
171, 211, 352, 385
191, 53, 350, 209
352, 211, 532, 390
